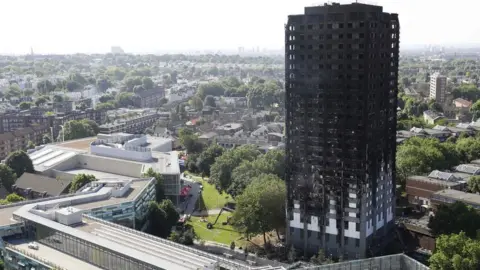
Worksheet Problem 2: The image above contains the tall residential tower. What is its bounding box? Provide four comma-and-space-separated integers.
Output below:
285, 2, 399, 259
429, 72, 447, 104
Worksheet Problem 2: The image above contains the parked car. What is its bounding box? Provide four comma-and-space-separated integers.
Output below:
28, 243, 39, 250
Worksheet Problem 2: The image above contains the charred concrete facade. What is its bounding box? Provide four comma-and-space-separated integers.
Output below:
285, 3, 399, 259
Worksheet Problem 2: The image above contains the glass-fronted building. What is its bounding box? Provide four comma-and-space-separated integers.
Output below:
25, 222, 161, 270
84, 179, 156, 229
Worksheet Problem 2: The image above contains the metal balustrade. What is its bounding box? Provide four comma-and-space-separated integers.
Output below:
5, 243, 66, 270
83, 214, 283, 270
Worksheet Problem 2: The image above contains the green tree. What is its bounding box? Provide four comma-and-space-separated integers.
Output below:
456, 137, 480, 162
143, 168, 165, 202
210, 145, 261, 191
203, 95, 216, 107
158, 199, 179, 228
116, 92, 136, 107
26, 141, 35, 150
99, 94, 114, 103
147, 200, 179, 238
228, 150, 284, 197
142, 77, 154, 90
196, 82, 225, 100
6, 193, 25, 203
69, 174, 97, 193
429, 232, 480, 270
124, 76, 143, 92
42, 134, 52, 144
5, 150, 34, 178
232, 174, 285, 244
396, 137, 458, 185
36, 79, 55, 93
96, 102, 116, 110
18, 101, 33, 110
196, 143, 224, 176
178, 128, 203, 153
53, 94, 64, 103
96, 77, 112, 92
428, 201, 480, 238
186, 153, 199, 173
133, 85, 145, 93
468, 176, 480, 193
35, 96, 48, 107
60, 119, 98, 141
66, 80, 83, 91
470, 100, 480, 121
188, 96, 203, 111
310, 249, 327, 265
0, 164, 17, 192
105, 67, 127, 81
147, 201, 169, 237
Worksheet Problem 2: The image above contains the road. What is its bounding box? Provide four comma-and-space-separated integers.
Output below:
179, 173, 223, 216
180, 173, 202, 215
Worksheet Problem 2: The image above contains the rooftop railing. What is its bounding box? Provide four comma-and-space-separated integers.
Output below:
83, 214, 261, 270
5, 243, 67, 270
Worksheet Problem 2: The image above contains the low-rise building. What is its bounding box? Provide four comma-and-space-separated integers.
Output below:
454, 164, 480, 175
215, 123, 243, 136
92, 133, 173, 162
12, 173, 71, 199
28, 137, 180, 205
135, 88, 165, 108
0, 108, 106, 137
452, 98, 472, 109
431, 189, 480, 211
0, 125, 49, 159
423, 110, 444, 125
99, 112, 158, 134
409, 127, 450, 141
406, 172, 466, 208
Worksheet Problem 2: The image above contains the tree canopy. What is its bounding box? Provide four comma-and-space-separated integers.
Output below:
232, 174, 286, 244
228, 149, 285, 197
429, 232, 480, 270
195, 143, 225, 177
0, 164, 17, 192
396, 137, 461, 184
468, 176, 480, 193
69, 174, 97, 193
209, 144, 261, 191
147, 199, 179, 238
5, 150, 34, 178
60, 119, 99, 141
143, 168, 165, 202
428, 201, 480, 238
178, 128, 203, 153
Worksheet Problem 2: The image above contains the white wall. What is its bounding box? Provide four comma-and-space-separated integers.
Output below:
78, 155, 143, 178
91, 145, 152, 162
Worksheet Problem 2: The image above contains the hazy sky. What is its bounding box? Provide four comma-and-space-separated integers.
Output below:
0, 0, 478, 54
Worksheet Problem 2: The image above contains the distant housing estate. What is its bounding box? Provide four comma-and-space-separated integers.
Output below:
0, 125, 49, 159
99, 111, 158, 134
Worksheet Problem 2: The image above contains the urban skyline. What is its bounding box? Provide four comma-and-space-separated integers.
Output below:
0, 0, 478, 54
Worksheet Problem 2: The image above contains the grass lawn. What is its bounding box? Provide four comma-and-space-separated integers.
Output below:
188, 213, 244, 246
185, 172, 234, 210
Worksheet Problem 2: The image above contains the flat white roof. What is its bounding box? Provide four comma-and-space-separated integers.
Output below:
29, 145, 84, 172
148, 151, 180, 175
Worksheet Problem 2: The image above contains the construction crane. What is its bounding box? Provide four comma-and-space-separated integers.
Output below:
206, 206, 235, 230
